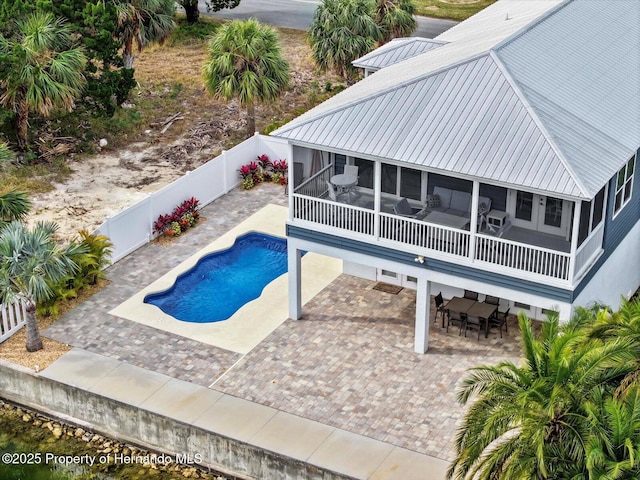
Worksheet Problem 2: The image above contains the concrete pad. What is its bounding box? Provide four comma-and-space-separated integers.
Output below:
110, 205, 342, 354
139, 378, 224, 424
89, 362, 171, 406
40, 348, 121, 390
307, 429, 395, 479
371, 447, 449, 480
249, 411, 336, 461
193, 394, 277, 442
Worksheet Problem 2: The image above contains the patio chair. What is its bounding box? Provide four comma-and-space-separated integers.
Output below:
484, 295, 500, 306
393, 198, 423, 218
434, 292, 446, 327
446, 310, 466, 335
464, 314, 483, 340
326, 181, 347, 203
343, 165, 359, 181
489, 307, 510, 338
463, 290, 478, 301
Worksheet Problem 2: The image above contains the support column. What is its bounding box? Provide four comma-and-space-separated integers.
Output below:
568, 201, 581, 285
415, 277, 431, 353
469, 180, 480, 262
374, 160, 382, 240
288, 245, 302, 320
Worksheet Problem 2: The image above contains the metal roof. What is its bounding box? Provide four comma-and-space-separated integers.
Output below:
352, 38, 447, 72
273, 0, 640, 199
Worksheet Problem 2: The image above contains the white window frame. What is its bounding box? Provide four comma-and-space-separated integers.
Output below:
613, 154, 636, 218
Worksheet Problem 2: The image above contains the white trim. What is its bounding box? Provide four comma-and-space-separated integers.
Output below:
612, 153, 636, 220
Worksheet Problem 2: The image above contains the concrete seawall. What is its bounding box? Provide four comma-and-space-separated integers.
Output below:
0, 359, 351, 480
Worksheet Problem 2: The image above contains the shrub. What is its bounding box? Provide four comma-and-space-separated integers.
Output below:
153, 197, 201, 237
239, 155, 288, 189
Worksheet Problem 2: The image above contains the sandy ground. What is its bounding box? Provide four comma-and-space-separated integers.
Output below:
28, 133, 231, 243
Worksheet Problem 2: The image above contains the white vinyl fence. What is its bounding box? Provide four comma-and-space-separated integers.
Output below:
96, 133, 290, 263
0, 298, 27, 344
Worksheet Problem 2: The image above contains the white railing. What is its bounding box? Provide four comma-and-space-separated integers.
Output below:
293, 195, 374, 236
0, 298, 27, 343
574, 222, 605, 280
294, 164, 333, 198
380, 213, 470, 257
475, 234, 571, 280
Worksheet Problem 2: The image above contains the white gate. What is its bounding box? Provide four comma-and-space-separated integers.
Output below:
0, 299, 27, 343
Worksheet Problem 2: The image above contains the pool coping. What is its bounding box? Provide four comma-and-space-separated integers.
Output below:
109, 204, 342, 354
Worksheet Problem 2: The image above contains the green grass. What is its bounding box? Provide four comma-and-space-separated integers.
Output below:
0, 158, 72, 194
167, 15, 221, 46
412, 0, 497, 21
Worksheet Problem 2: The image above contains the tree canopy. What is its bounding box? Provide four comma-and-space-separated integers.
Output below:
448, 302, 640, 479
203, 19, 290, 138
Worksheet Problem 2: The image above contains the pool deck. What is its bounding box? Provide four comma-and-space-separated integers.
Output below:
38, 184, 523, 479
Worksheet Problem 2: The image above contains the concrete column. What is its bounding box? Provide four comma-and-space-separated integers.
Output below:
288, 244, 302, 320
415, 277, 431, 353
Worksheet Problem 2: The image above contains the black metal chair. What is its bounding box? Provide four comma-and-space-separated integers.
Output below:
434, 292, 446, 327
490, 307, 510, 338
447, 310, 466, 335
463, 290, 478, 301
465, 314, 483, 340
484, 295, 500, 306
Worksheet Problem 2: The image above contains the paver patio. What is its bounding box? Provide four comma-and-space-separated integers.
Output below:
44, 184, 523, 463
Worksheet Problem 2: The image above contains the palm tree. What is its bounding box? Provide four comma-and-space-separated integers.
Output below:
584, 385, 640, 479
374, 0, 417, 44
447, 313, 636, 480
0, 190, 31, 228
0, 142, 14, 164
0, 13, 86, 151
114, 0, 175, 69
308, 0, 382, 83
0, 221, 85, 352
202, 19, 290, 138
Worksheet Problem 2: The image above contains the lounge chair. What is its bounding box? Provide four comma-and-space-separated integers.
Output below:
393, 198, 424, 218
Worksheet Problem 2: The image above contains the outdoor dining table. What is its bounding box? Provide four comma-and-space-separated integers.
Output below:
330, 173, 358, 203
444, 297, 498, 337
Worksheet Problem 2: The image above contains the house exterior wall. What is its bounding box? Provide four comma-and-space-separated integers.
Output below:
573, 147, 640, 300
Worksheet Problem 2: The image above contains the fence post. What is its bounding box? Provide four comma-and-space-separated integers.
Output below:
222, 150, 228, 193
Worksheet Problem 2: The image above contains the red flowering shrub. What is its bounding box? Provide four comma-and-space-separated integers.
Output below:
153, 197, 201, 237
239, 155, 288, 189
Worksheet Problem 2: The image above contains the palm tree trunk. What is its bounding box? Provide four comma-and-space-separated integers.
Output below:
246, 102, 256, 138
183, 0, 200, 24
14, 97, 29, 152
123, 39, 135, 69
25, 298, 43, 352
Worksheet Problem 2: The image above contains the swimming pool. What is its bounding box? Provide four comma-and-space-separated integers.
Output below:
144, 232, 295, 323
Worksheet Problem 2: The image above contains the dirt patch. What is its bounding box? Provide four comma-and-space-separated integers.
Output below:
0, 280, 109, 370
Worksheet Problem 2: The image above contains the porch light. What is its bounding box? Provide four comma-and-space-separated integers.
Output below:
414, 255, 425, 264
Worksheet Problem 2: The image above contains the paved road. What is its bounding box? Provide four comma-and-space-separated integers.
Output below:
200, 0, 457, 39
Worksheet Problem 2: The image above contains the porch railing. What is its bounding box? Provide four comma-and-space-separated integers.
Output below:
0, 298, 27, 344
574, 223, 605, 279
380, 213, 470, 257
290, 195, 600, 283
293, 195, 374, 235
475, 234, 571, 281
293, 164, 333, 198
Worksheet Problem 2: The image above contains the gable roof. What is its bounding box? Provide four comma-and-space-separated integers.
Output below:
273, 0, 640, 199
352, 37, 447, 72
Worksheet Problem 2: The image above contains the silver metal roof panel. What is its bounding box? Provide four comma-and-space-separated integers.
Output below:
352, 38, 447, 72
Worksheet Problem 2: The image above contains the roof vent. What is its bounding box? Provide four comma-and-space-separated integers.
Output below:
505, 12, 510, 20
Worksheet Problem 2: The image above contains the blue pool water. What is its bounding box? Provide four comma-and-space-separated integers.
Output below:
144, 232, 294, 323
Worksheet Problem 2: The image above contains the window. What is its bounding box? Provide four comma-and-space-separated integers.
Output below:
614, 154, 635, 215
577, 186, 606, 246
354, 158, 373, 189
380, 164, 422, 200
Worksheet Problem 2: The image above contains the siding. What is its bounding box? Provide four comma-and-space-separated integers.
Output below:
288, 225, 573, 303
573, 146, 640, 300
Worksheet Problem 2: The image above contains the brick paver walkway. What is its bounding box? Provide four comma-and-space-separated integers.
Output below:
44, 183, 523, 462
